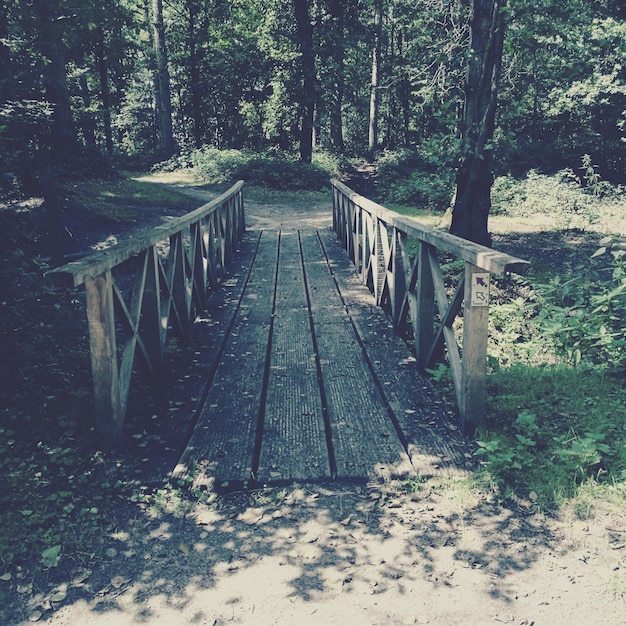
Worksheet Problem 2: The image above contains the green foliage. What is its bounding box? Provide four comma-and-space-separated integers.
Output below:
500, 2, 626, 182
477, 366, 626, 507
375, 149, 455, 210
190, 148, 331, 190
491, 168, 609, 227
535, 241, 626, 371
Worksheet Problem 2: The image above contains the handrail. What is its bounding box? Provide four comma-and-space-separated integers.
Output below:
331, 179, 529, 435
45, 181, 246, 448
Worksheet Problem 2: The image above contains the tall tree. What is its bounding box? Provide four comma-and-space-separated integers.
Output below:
368, 0, 383, 156
185, 0, 205, 148
450, 0, 507, 245
94, 26, 114, 155
151, 0, 175, 158
326, 0, 346, 152
33, 0, 77, 158
294, 0, 316, 162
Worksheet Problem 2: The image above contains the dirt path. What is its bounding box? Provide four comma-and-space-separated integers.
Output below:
32, 482, 626, 626
9, 177, 625, 626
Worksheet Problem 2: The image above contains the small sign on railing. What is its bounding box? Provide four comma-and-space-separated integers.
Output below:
470, 273, 490, 307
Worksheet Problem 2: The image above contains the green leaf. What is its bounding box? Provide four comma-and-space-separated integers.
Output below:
591, 246, 607, 259
41, 544, 62, 568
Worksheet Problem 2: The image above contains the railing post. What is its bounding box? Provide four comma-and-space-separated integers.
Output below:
414, 241, 435, 370
460, 262, 490, 435
390, 227, 405, 327
85, 271, 124, 448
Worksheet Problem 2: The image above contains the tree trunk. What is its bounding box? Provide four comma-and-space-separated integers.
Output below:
94, 27, 114, 155
34, 0, 76, 159
294, 0, 316, 163
151, 0, 175, 159
328, 0, 345, 152
79, 74, 97, 147
397, 30, 411, 146
368, 0, 383, 157
32, 0, 75, 259
0, 0, 13, 104
450, 0, 507, 246
186, 0, 204, 149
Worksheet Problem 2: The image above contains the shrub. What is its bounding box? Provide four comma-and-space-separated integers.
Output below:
376, 148, 454, 210
535, 239, 625, 372
191, 147, 251, 184
478, 365, 626, 506
190, 148, 331, 191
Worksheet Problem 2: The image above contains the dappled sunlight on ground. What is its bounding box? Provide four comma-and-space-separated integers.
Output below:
35, 483, 625, 626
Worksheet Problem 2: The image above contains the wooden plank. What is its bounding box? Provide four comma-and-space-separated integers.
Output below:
414, 241, 435, 370
165, 232, 261, 458
300, 231, 415, 482
173, 231, 278, 491
84, 271, 124, 449
317, 229, 472, 477
256, 231, 331, 483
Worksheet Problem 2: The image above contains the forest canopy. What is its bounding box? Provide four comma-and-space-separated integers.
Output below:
1, 0, 625, 202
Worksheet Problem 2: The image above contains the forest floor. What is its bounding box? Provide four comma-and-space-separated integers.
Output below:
1, 171, 625, 625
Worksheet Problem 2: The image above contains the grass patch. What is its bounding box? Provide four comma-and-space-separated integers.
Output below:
62, 175, 200, 225
477, 365, 626, 508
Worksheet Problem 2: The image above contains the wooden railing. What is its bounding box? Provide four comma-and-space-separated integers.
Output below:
45, 181, 245, 448
331, 180, 529, 435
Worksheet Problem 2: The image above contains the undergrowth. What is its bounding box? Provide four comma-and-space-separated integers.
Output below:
426, 191, 626, 512
164, 147, 342, 191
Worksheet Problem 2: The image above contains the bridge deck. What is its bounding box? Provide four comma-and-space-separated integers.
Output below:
173, 226, 471, 491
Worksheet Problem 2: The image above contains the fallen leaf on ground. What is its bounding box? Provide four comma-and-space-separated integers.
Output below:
111, 576, 131, 589
238, 507, 264, 525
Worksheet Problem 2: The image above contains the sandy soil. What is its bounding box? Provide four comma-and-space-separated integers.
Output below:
23, 482, 626, 626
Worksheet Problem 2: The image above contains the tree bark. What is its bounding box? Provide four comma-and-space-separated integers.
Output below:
294, 0, 316, 163
34, 0, 76, 159
94, 27, 114, 155
151, 0, 175, 159
0, 0, 13, 104
186, 0, 205, 149
450, 0, 507, 246
79, 74, 97, 147
368, 0, 383, 157
328, 0, 345, 152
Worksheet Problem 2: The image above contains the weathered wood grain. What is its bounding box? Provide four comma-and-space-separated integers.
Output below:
174, 231, 278, 491
318, 229, 472, 478
300, 231, 415, 481
256, 231, 331, 483
174, 225, 475, 490
332, 179, 530, 433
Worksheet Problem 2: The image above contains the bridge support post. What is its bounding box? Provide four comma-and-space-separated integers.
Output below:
460, 262, 489, 435
415, 242, 435, 370
85, 271, 124, 449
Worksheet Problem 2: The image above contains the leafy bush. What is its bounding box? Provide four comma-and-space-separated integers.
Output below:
375, 148, 454, 210
491, 169, 602, 225
190, 147, 331, 190
478, 365, 626, 507
491, 159, 626, 227
191, 147, 252, 184
535, 239, 625, 372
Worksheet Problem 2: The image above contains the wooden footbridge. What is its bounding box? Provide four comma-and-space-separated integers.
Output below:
45, 181, 528, 490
